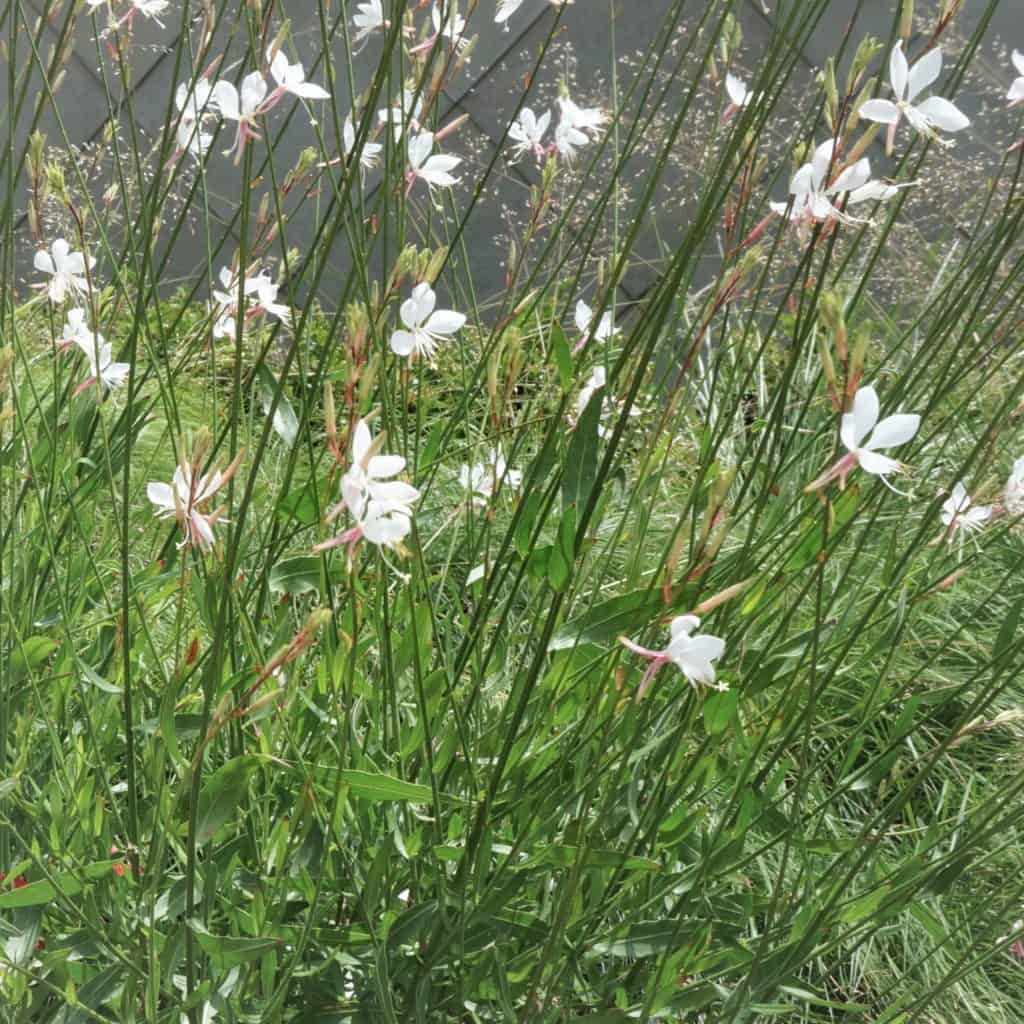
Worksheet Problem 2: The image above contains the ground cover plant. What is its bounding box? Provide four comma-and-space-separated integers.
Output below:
3, 0, 1024, 1019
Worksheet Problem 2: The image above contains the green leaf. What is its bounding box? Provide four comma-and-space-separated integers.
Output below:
550, 321, 574, 390
522, 843, 660, 872
546, 507, 576, 592
82, 664, 122, 695
256, 364, 299, 447
336, 769, 438, 804
196, 756, 263, 845
562, 385, 603, 513
0, 861, 122, 909
703, 689, 738, 735
276, 481, 320, 527
191, 920, 282, 966
269, 556, 327, 597
549, 589, 662, 652
591, 921, 682, 958
995, 596, 1022, 663
9, 636, 58, 683
515, 491, 544, 559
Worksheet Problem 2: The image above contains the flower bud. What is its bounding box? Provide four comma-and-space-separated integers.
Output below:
847, 37, 884, 94
424, 246, 449, 284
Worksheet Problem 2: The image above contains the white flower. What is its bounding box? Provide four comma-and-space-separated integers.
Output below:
343, 116, 383, 170
246, 271, 292, 324
315, 420, 420, 555
58, 307, 91, 348
212, 71, 268, 158
459, 449, 521, 504
941, 481, 991, 536
1004, 457, 1024, 515
176, 79, 215, 123
431, 2, 469, 51
34, 238, 94, 304
175, 80, 215, 160
558, 96, 606, 135
770, 141, 904, 226
406, 131, 462, 189
725, 72, 755, 108
353, 0, 385, 45
267, 49, 331, 101
495, 0, 525, 27
130, 0, 170, 25
379, 88, 424, 142
72, 327, 129, 393
839, 386, 920, 478
212, 72, 267, 122
553, 95, 605, 162
390, 282, 466, 361
574, 299, 618, 348
806, 385, 920, 492
575, 366, 607, 420
210, 266, 290, 340
620, 614, 726, 699
1009, 50, 1024, 106
148, 457, 237, 551
573, 365, 641, 438
859, 42, 970, 145
508, 107, 551, 162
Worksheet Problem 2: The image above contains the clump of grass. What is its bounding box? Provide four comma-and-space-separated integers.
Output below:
2, 0, 1024, 1020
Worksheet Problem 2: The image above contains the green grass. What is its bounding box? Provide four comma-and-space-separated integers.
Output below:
3, 0, 1024, 1020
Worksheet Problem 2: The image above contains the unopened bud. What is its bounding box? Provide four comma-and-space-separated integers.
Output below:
424, 246, 448, 284
691, 577, 755, 616
45, 163, 67, 202
818, 290, 847, 362
848, 37, 884, 94
819, 59, 839, 132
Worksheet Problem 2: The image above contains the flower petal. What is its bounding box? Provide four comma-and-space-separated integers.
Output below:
351, 419, 372, 463
669, 614, 700, 638
292, 81, 331, 100
726, 72, 748, 106
390, 330, 416, 356
907, 45, 943, 102
240, 71, 268, 114
859, 98, 901, 125
147, 482, 175, 510
857, 450, 900, 476
829, 157, 871, 194
866, 413, 920, 450
211, 81, 240, 120
407, 132, 434, 171
575, 300, 592, 334
410, 283, 436, 324
687, 634, 726, 663
34, 250, 55, 274
367, 454, 406, 479
851, 386, 879, 446
890, 41, 909, 100
424, 310, 466, 336
811, 140, 836, 188
915, 95, 970, 132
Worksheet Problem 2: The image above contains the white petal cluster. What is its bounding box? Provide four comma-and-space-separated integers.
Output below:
860, 43, 970, 144
325, 420, 421, 552
839, 386, 920, 479
390, 283, 466, 362
34, 238, 94, 304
